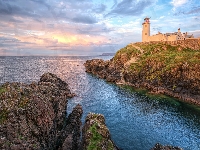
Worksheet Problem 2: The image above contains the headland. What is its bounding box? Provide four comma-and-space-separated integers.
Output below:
84, 39, 200, 106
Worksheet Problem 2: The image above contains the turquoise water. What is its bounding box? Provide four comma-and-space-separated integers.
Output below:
0, 56, 200, 150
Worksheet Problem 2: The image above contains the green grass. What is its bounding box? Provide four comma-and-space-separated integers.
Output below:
114, 45, 141, 62
87, 123, 103, 150
0, 86, 6, 94
0, 109, 9, 124
107, 140, 114, 150
114, 43, 200, 77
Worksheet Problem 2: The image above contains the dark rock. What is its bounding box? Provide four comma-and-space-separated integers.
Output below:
0, 73, 82, 150
84, 59, 122, 83
151, 143, 182, 150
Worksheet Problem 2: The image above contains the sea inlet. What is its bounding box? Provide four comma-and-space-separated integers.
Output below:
0, 56, 200, 150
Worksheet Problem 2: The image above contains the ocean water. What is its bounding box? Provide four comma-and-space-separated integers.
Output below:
0, 56, 200, 150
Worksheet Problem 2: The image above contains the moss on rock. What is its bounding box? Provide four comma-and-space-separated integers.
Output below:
82, 113, 119, 150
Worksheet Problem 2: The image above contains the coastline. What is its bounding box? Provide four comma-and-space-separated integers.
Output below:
0, 73, 119, 150
117, 81, 200, 106
84, 41, 200, 107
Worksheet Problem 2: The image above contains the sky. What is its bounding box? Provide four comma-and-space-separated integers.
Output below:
0, 0, 200, 56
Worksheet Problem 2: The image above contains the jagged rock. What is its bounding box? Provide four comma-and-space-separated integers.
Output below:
81, 113, 119, 150
0, 72, 120, 150
0, 73, 82, 150
151, 143, 182, 150
84, 59, 122, 83
62, 104, 83, 150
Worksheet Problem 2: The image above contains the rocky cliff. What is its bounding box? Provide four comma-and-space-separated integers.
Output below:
84, 42, 200, 106
0, 73, 83, 149
0, 73, 120, 150
151, 143, 182, 150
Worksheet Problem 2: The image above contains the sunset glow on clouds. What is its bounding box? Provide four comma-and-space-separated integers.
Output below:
0, 0, 200, 56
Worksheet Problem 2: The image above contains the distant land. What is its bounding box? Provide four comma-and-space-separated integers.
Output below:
100, 53, 116, 56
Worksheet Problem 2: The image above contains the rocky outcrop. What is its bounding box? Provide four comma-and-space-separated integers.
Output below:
151, 143, 182, 150
81, 113, 119, 150
0, 73, 83, 150
84, 59, 122, 83
84, 42, 200, 106
61, 104, 83, 150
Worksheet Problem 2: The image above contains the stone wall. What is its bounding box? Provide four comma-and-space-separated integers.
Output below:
148, 33, 167, 42
167, 34, 177, 41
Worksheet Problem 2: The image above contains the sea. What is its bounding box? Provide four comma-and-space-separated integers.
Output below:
0, 56, 200, 150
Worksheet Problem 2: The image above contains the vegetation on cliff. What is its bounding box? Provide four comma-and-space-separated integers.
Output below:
114, 43, 200, 97
84, 41, 200, 106
82, 113, 119, 150
114, 43, 200, 73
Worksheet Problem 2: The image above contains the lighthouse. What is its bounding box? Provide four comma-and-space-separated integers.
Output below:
142, 17, 150, 42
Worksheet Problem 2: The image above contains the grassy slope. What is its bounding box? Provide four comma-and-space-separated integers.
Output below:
113, 43, 200, 75
112, 42, 200, 103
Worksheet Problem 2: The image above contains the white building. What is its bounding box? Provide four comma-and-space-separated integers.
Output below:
142, 17, 194, 42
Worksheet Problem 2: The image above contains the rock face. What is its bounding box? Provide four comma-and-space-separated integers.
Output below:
0, 71, 186, 149
151, 143, 182, 150
81, 113, 119, 150
84, 59, 122, 83
0, 73, 83, 149
84, 42, 200, 106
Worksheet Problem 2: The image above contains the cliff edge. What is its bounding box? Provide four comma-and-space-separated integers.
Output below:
84, 41, 200, 106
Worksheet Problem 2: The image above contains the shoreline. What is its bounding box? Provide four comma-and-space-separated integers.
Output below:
84, 41, 200, 108
0, 73, 119, 150
116, 81, 200, 107
85, 61, 200, 107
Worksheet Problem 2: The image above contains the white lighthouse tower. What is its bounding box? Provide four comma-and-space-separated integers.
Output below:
142, 17, 150, 42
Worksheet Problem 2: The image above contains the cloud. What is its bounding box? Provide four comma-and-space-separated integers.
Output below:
171, 0, 200, 17
0, 1, 20, 15
159, 16, 165, 19
189, 30, 200, 38
0, 0, 198, 56
0, 0, 101, 25
107, 0, 153, 16
111, 0, 118, 9
72, 15, 97, 24
93, 4, 107, 13
0, 0, 42, 18
76, 24, 113, 35
186, 6, 200, 14
0, 0, 142, 55
170, 0, 188, 7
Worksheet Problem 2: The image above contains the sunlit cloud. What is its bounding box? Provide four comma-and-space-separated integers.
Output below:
0, 0, 199, 55
170, 0, 188, 7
